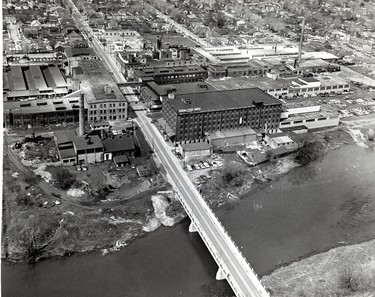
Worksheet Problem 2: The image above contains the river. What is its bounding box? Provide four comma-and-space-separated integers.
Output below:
2, 144, 375, 297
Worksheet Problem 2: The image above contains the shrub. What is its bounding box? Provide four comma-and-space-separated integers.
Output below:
53, 168, 76, 190
295, 141, 325, 166
23, 173, 39, 184
339, 268, 359, 292
222, 166, 244, 187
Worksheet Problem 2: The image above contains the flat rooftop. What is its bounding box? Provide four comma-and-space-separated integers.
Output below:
73, 135, 103, 150
135, 65, 207, 77
3, 95, 83, 115
76, 59, 125, 104
165, 88, 281, 114
147, 81, 217, 97
207, 77, 291, 91
210, 128, 256, 139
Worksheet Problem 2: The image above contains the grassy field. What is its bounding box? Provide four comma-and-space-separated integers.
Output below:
262, 240, 375, 297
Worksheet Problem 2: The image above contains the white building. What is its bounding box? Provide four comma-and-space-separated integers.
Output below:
279, 105, 340, 129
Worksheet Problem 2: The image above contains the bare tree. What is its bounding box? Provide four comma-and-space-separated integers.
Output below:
20, 219, 58, 264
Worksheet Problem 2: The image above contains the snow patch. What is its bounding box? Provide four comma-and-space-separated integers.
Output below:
151, 195, 175, 227
348, 129, 369, 148
67, 188, 85, 198
142, 217, 161, 232
33, 163, 53, 182
105, 216, 135, 225
63, 211, 75, 216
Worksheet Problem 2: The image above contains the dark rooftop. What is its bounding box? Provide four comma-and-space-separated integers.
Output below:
54, 130, 77, 145
103, 136, 135, 153
73, 135, 103, 150
165, 88, 281, 113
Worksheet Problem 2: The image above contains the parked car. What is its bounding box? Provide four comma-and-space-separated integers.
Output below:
186, 165, 193, 171
203, 162, 210, 168
194, 164, 201, 170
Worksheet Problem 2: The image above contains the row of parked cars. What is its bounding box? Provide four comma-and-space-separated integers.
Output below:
186, 160, 223, 171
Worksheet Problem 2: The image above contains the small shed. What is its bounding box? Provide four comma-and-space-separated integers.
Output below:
113, 155, 130, 167
264, 133, 296, 149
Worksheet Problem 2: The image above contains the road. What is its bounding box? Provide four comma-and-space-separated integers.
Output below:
65, 0, 126, 84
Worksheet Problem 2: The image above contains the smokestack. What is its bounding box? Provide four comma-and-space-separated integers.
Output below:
297, 17, 305, 69
79, 93, 85, 136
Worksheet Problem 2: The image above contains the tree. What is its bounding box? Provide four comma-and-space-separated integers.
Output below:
217, 12, 226, 29
20, 218, 58, 264
53, 168, 76, 190
295, 140, 325, 166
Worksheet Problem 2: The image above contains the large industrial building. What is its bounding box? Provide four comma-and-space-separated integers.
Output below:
3, 92, 86, 128
3, 64, 70, 101
162, 88, 282, 142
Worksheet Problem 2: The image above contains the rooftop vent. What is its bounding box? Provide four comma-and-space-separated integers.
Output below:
181, 98, 191, 105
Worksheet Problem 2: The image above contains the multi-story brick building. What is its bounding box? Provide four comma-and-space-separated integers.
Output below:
162, 88, 282, 142
75, 59, 128, 123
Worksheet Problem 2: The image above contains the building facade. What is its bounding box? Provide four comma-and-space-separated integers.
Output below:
162, 88, 282, 142
135, 66, 208, 85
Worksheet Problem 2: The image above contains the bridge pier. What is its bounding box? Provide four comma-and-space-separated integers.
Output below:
188, 222, 197, 233
216, 267, 226, 280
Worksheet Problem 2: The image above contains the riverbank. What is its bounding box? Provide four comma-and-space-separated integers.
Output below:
262, 239, 375, 296
1, 145, 184, 263
199, 126, 356, 210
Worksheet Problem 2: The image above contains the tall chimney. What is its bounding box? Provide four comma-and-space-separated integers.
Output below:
297, 17, 305, 69
79, 93, 85, 136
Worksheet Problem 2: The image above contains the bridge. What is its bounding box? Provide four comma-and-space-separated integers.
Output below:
135, 110, 269, 297
66, 2, 269, 295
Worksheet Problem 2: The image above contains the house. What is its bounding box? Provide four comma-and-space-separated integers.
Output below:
102, 135, 136, 161
66, 31, 84, 43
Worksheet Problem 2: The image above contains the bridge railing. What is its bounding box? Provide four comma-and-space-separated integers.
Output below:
175, 191, 269, 297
